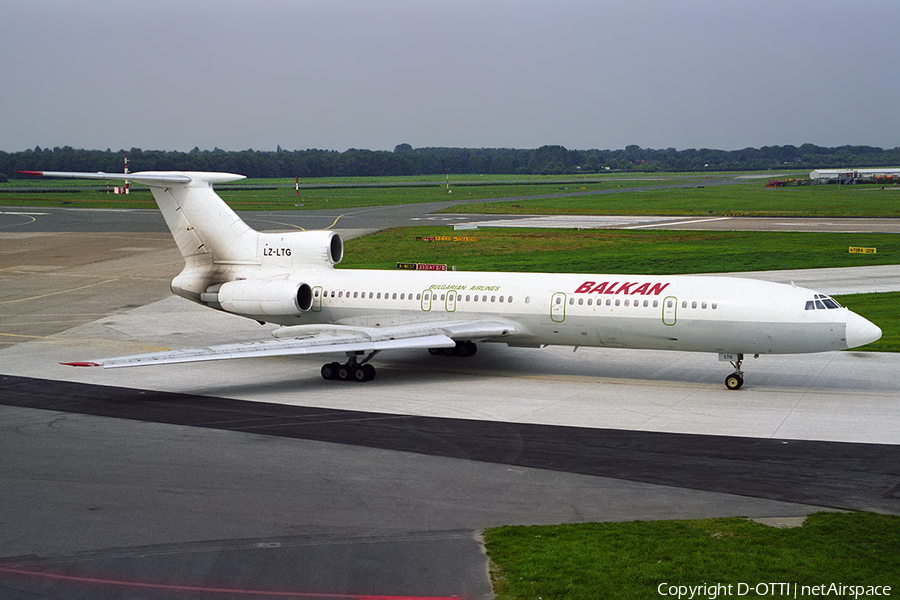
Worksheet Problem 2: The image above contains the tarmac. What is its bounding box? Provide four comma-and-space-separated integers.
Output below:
1, 210, 899, 599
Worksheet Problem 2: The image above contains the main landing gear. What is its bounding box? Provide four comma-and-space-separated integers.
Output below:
321, 351, 379, 382
319, 341, 478, 382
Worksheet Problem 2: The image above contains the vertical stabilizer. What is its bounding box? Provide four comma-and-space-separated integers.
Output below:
19, 170, 258, 302
142, 172, 258, 264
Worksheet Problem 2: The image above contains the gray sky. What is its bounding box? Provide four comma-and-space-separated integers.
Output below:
2, 0, 898, 153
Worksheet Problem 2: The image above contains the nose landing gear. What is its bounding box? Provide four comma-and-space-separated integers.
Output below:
724, 353, 757, 390
725, 354, 744, 390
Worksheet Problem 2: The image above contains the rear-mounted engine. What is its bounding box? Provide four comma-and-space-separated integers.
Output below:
201, 280, 313, 316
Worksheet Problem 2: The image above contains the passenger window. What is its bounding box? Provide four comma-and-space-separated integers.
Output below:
653, 300, 658, 308
587, 298, 592, 306
643, 300, 649, 307
692, 301, 697, 309
615, 299, 620, 306
377, 293, 381, 299
491, 296, 496, 303
682, 301, 687, 308
569, 298, 574, 305
482, 295, 487, 302
712, 303, 717, 309
701, 302, 707, 309
466, 295, 471, 301
499, 296, 504, 303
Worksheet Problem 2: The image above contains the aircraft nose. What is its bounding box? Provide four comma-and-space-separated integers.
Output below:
845, 311, 882, 349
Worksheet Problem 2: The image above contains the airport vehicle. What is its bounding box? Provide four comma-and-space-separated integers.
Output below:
22, 170, 882, 389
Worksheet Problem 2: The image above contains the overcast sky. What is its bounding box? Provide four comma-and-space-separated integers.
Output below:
2, 0, 898, 153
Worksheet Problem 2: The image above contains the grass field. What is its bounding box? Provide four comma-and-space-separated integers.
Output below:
4, 172, 899, 217
484, 512, 899, 599
443, 181, 900, 218
339, 227, 900, 273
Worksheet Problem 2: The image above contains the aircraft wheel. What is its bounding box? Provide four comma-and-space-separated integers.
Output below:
725, 373, 744, 390
321, 362, 340, 380
362, 364, 376, 381
337, 364, 353, 381
428, 348, 443, 355
456, 341, 474, 357
352, 365, 368, 382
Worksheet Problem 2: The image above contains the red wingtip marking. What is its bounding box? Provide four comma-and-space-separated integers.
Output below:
16, 170, 44, 176
61, 362, 101, 367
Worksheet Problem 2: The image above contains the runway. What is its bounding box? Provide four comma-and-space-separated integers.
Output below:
1, 205, 899, 599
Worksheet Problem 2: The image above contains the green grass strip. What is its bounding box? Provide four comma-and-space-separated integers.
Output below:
485, 512, 899, 599
340, 227, 900, 274
445, 183, 900, 218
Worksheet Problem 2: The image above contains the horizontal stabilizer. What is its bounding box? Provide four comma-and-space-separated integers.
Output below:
17, 170, 245, 186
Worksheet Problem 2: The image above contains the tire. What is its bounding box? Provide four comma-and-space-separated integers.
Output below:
321, 362, 340, 380
725, 373, 744, 390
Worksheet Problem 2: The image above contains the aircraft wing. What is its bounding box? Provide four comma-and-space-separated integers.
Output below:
64, 319, 521, 368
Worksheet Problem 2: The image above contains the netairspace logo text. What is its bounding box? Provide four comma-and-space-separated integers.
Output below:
657, 582, 893, 599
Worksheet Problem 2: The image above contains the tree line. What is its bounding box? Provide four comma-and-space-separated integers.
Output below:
2, 143, 899, 181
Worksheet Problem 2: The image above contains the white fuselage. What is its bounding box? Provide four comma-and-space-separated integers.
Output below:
224, 266, 857, 356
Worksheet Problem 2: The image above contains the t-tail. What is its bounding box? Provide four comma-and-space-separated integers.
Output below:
18, 170, 343, 308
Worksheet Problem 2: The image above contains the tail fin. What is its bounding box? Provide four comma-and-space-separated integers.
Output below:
20, 170, 258, 301
138, 172, 256, 263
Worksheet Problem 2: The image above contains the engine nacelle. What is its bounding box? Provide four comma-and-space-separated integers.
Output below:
258, 230, 343, 269
202, 280, 313, 317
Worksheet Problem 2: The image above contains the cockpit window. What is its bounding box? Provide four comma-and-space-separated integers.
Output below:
805, 294, 842, 310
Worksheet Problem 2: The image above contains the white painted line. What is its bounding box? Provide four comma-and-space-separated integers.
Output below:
625, 217, 732, 229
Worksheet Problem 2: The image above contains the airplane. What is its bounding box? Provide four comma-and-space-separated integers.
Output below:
20, 169, 882, 390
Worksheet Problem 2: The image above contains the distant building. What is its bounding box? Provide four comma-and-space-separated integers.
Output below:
810, 168, 900, 183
